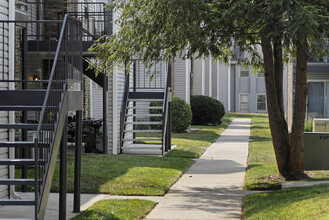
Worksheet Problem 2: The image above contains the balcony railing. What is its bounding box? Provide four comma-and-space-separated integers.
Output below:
27, 2, 112, 40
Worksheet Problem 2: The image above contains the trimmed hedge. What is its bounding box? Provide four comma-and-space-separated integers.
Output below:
190, 95, 225, 125
171, 96, 192, 133
149, 97, 192, 133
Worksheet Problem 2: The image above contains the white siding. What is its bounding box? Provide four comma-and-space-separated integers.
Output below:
90, 82, 103, 119
173, 58, 190, 103
192, 58, 202, 95
0, 0, 9, 199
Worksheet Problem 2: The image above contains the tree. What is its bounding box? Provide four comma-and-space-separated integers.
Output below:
90, 0, 329, 179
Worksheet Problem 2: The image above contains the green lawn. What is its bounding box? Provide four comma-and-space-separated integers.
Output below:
245, 113, 329, 190
243, 113, 329, 219
243, 184, 329, 220
137, 113, 236, 158
72, 199, 156, 220
17, 113, 240, 196
17, 154, 193, 196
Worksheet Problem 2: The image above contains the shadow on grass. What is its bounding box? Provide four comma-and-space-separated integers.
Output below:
16, 154, 194, 196
243, 184, 329, 219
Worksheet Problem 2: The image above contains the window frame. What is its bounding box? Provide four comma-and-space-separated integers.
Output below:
256, 94, 267, 112
239, 93, 250, 112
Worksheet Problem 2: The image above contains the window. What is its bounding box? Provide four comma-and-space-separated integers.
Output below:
240, 70, 249, 77
257, 95, 267, 111
240, 94, 250, 112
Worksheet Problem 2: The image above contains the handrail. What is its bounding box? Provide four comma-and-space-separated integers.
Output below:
32, 15, 83, 219
35, 14, 69, 138
120, 63, 131, 152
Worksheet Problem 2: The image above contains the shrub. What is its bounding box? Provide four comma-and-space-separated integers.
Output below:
171, 96, 192, 133
304, 119, 313, 132
190, 95, 225, 125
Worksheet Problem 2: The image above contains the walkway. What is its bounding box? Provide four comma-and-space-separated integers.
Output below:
0, 118, 251, 219
146, 118, 251, 219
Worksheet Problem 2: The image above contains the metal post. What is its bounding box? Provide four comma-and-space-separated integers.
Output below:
166, 101, 172, 151
74, 110, 82, 213
103, 75, 108, 154
133, 62, 136, 140
22, 28, 28, 192
59, 117, 67, 220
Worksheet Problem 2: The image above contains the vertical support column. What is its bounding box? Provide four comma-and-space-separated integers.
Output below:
73, 110, 82, 213
202, 57, 205, 96
133, 62, 136, 141
209, 56, 212, 97
228, 58, 231, 112
22, 28, 28, 192
59, 117, 68, 220
217, 60, 220, 100
103, 75, 108, 154
166, 63, 172, 151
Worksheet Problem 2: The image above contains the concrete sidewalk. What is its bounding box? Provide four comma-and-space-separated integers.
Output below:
146, 118, 251, 220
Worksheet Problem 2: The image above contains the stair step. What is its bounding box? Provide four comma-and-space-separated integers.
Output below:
0, 199, 35, 206
0, 105, 43, 111
0, 159, 45, 166
123, 138, 162, 142
126, 114, 162, 117
0, 141, 35, 148
0, 179, 36, 185
124, 130, 162, 133
128, 99, 163, 102
0, 123, 54, 130
122, 144, 162, 150
128, 92, 164, 99
125, 122, 162, 125
127, 106, 162, 110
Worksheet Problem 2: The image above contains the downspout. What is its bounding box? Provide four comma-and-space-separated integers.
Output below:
217, 60, 220, 100
228, 57, 231, 112
209, 56, 212, 97
112, 66, 118, 155
9, 0, 20, 199
185, 59, 189, 103
202, 57, 205, 95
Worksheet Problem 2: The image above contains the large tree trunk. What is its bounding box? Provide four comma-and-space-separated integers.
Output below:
261, 33, 308, 179
288, 32, 309, 176
261, 34, 291, 176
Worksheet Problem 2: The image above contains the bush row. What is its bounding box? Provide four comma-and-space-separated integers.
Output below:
150, 95, 225, 133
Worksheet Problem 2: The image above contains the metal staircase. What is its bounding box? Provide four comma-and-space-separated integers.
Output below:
120, 62, 172, 155
0, 15, 83, 219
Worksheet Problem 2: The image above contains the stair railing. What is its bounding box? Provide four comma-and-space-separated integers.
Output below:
120, 62, 131, 152
162, 62, 171, 154
33, 15, 82, 220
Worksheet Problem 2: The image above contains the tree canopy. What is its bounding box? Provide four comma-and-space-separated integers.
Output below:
91, 0, 329, 67
91, 0, 329, 179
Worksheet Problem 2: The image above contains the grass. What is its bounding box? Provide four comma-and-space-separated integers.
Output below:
17, 154, 193, 196
245, 113, 329, 190
243, 184, 329, 220
243, 113, 329, 219
16, 113, 240, 196
138, 113, 238, 158
72, 199, 156, 220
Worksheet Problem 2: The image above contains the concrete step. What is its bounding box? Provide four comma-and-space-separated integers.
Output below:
128, 99, 163, 102
127, 106, 162, 110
